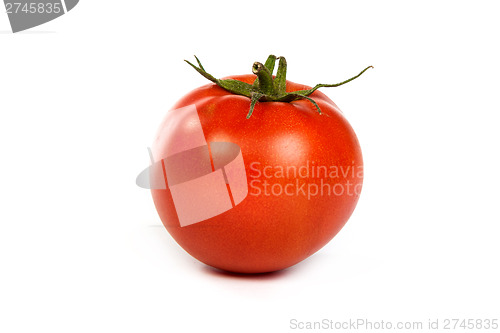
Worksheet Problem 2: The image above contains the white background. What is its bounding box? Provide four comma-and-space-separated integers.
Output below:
1, 1, 499, 332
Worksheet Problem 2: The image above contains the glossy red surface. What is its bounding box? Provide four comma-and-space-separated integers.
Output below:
151, 75, 363, 273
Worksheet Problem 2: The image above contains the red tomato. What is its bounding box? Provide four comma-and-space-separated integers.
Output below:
150, 59, 366, 274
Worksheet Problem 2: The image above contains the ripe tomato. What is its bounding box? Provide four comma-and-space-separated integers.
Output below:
149, 56, 369, 273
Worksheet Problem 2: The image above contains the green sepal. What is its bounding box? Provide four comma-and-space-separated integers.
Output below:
185, 55, 372, 118
273, 57, 287, 96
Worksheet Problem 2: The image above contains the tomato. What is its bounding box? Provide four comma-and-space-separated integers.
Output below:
148, 56, 370, 273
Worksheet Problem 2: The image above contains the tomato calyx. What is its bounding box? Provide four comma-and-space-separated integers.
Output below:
185, 55, 373, 119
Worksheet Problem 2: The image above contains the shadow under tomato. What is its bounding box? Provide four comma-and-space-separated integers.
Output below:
148, 223, 326, 280
201, 265, 296, 280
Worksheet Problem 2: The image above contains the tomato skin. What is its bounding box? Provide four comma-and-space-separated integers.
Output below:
151, 74, 363, 274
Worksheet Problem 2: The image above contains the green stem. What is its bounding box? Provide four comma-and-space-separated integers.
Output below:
252, 62, 274, 95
